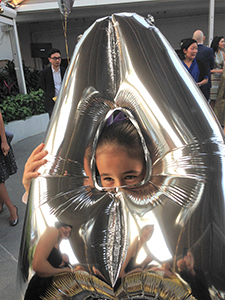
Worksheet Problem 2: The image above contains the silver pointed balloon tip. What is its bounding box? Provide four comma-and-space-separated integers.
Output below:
146, 14, 155, 25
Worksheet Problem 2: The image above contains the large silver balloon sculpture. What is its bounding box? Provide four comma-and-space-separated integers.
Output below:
18, 13, 225, 299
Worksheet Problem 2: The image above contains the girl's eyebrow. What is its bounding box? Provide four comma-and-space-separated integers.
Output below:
99, 173, 111, 177
123, 170, 141, 175
100, 170, 141, 177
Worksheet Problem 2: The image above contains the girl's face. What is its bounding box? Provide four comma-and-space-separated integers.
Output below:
59, 226, 72, 239
141, 225, 154, 242
183, 42, 198, 60
218, 38, 225, 50
96, 144, 145, 188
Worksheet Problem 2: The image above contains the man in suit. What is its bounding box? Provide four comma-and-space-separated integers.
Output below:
40, 48, 66, 117
192, 30, 214, 101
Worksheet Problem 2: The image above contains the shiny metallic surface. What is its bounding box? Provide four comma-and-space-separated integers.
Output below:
42, 271, 195, 300
57, 0, 74, 17
18, 13, 225, 299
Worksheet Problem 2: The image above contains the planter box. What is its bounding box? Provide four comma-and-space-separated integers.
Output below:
5, 113, 49, 145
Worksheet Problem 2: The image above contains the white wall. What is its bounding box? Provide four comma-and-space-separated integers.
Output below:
156, 13, 225, 49
17, 10, 225, 70
0, 23, 13, 62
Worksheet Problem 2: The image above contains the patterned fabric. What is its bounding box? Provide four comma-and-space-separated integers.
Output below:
210, 51, 224, 101
0, 134, 17, 183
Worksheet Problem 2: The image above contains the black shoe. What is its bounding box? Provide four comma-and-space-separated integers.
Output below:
0, 202, 4, 214
10, 206, 19, 226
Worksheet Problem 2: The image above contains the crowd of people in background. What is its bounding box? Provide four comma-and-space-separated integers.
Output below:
180, 30, 225, 134
42, 31, 225, 134
0, 26, 224, 299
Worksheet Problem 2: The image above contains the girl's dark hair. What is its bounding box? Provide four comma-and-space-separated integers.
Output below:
97, 116, 144, 161
210, 36, 224, 54
180, 38, 197, 60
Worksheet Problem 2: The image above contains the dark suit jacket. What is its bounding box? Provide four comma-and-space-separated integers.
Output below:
196, 44, 214, 99
40, 66, 66, 113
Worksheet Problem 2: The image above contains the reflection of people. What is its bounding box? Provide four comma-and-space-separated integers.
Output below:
24, 222, 73, 300
177, 252, 212, 300
210, 36, 225, 109
22, 111, 149, 284
0, 109, 18, 226
192, 30, 215, 101
40, 48, 66, 117
180, 38, 208, 89
119, 225, 154, 278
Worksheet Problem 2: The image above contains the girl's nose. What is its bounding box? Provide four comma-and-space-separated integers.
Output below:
114, 178, 124, 187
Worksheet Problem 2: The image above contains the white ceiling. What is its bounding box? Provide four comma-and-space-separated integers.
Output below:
14, 0, 225, 23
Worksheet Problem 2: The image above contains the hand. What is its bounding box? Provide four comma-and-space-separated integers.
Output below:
177, 258, 186, 272
62, 267, 73, 273
184, 252, 195, 275
1, 139, 10, 156
141, 254, 153, 269
22, 143, 48, 193
59, 253, 70, 267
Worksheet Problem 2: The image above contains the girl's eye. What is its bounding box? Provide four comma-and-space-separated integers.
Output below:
125, 175, 137, 180
103, 177, 114, 182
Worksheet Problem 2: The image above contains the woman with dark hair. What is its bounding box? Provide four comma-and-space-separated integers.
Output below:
210, 36, 225, 109
119, 224, 154, 278
24, 222, 73, 300
180, 38, 208, 93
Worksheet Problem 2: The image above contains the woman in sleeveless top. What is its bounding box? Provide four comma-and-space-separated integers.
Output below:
119, 224, 154, 278
210, 36, 225, 109
24, 222, 73, 300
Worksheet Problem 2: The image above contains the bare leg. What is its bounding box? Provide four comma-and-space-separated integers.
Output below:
0, 182, 17, 221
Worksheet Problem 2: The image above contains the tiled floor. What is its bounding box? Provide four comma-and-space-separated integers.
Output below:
0, 133, 44, 300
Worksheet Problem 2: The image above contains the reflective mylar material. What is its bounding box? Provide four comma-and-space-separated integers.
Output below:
57, 0, 74, 17
18, 13, 225, 299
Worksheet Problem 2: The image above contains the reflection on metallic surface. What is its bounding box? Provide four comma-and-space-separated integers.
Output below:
43, 271, 195, 300
17, 12, 225, 299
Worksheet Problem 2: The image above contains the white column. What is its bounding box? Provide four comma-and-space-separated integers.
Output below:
208, 0, 215, 46
9, 19, 27, 94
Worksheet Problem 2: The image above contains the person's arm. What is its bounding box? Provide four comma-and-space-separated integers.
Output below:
140, 253, 153, 269
0, 110, 10, 156
119, 237, 138, 278
211, 68, 224, 74
184, 252, 196, 276
198, 78, 208, 87
32, 227, 71, 277
22, 143, 48, 194
197, 59, 209, 87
